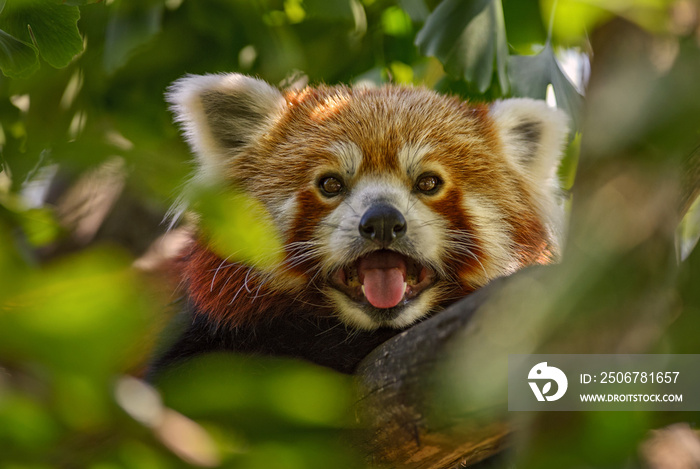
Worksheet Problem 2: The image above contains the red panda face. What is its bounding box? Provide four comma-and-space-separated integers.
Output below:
168, 74, 568, 330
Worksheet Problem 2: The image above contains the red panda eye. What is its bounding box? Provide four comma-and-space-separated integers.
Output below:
319, 176, 344, 196
416, 175, 442, 194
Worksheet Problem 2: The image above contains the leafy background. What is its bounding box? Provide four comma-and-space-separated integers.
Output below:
0, 0, 699, 468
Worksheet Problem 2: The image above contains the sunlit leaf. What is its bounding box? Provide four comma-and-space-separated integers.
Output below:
284, 0, 306, 24
382, 6, 412, 36
190, 185, 286, 271
509, 42, 584, 130
416, 0, 509, 93
541, 0, 612, 45
389, 60, 413, 84
0, 0, 83, 70
267, 367, 353, 426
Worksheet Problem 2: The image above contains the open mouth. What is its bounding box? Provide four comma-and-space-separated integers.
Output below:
331, 250, 436, 309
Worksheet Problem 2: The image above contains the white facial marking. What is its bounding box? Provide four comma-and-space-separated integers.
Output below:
398, 142, 433, 179
328, 284, 442, 330
460, 194, 517, 284
271, 195, 298, 236
328, 141, 362, 178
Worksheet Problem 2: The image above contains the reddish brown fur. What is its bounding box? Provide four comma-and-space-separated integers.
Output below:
286, 188, 333, 276
424, 186, 485, 289
182, 241, 328, 326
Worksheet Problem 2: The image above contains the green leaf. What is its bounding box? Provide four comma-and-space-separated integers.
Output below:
0, 248, 155, 375
63, 0, 102, 5
0, 394, 60, 447
389, 60, 413, 84
0, 28, 38, 78
508, 42, 584, 130
19, 207, 64, 247
191, 184, 286, 270
0, 0, 83, 70
304, 0, 355, 22
103, 4, 163, 74
398, 0, 429, 22
541, 0, 611, 46
382, 6, 412, 37
502, 0, 546, 53
159, 354, 353, 427
558, 132, 581, 192
415, 0, 509, 93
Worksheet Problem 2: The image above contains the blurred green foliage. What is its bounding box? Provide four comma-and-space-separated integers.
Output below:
0, 0, 698, 467
190, 184, 286, 270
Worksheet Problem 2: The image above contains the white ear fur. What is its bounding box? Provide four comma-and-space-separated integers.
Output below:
167, 73, 286, 182
489, 98, 570, 254
489, 98, 569, 185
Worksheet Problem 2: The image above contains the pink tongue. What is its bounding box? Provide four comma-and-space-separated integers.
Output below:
362, 268, 405, 309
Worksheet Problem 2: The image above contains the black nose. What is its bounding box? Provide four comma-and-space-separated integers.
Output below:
359, 204, 407, 247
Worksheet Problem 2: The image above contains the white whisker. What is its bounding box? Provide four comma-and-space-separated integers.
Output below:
210, 255, 233, 292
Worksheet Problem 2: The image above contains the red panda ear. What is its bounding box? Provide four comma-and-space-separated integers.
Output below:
489, 98, 569, 185
167, 73, 286, 182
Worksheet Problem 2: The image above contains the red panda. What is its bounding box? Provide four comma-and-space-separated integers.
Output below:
149, 73, 568, 375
